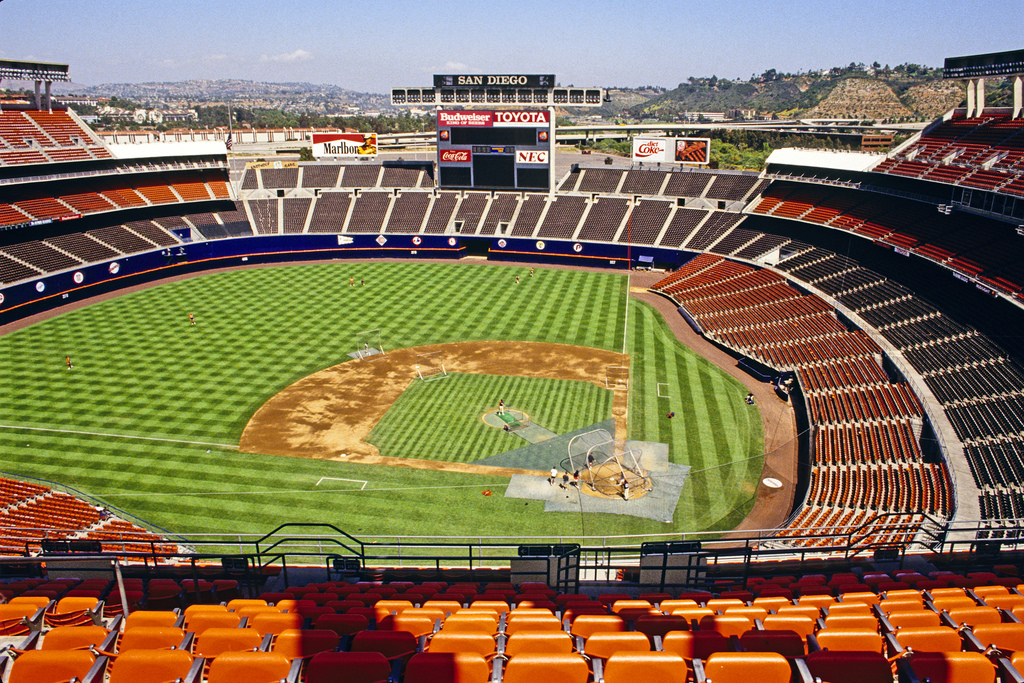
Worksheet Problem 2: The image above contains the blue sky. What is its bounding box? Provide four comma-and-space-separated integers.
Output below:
1, 0, 1021, 93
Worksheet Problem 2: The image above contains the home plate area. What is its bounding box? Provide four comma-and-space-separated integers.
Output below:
504, 440, 689, 523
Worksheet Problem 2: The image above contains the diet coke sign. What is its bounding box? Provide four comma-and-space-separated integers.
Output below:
440, 149, 471, 163
632, 137, 670, 162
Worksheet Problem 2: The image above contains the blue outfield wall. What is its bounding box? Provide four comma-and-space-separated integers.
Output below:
0, 233, 693, 325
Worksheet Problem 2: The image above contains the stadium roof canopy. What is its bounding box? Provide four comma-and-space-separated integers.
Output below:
944, 48, 1024, 80
0, 59, 71, 82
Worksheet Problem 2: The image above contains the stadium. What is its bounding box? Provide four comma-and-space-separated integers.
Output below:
0, 46, 1024, 682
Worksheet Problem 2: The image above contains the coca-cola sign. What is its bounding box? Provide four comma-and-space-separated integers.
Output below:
440, 149, 471, 163
632, 137, 670, 162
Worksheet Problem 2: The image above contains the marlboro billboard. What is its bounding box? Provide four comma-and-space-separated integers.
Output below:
312, 132, 378, 159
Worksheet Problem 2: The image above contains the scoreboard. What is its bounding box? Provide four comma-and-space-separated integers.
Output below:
436, 110, 551, 190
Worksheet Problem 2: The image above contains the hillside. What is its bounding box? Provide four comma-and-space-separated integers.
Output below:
629, 64, 964, 121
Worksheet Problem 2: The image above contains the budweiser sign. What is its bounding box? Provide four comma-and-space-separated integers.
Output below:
437, 110, 550, 128
438, 111, 492, 127
632, 137, 670, 162
440, 149, 471, 163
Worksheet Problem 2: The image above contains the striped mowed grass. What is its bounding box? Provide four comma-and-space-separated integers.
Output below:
0, 261, 763, 538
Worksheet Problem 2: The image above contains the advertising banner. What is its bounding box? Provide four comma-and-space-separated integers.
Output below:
632, 137, 670, 163
311, 133, 378, 159
675, 137, 711, 165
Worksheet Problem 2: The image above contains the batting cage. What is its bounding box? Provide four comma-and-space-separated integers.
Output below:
567, 429, 651, 499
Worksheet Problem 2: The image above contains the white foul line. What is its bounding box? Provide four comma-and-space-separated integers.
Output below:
0, 423, 237, 450
316, 477, 368, 489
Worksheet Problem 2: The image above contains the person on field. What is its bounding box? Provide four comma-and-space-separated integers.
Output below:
189, 312, 196, 326
498, 398, 505, 415
65, 355, 73, 370
549, 467, 558, 486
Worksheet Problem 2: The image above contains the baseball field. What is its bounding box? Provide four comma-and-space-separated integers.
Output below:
0, 261, 764, 542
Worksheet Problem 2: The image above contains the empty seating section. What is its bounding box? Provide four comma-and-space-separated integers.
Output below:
558, 167, 581, 191
705, 173, 760, 201
0, 241, 81, 274
381, 166, 423, 188
578, 198, 628, 242
340, 165, 381, 188
240, 168, 259, 190
346, 192, 392, 233
732, 233, 790, 261
623, 200, 671, 245
879, 114, 1024, 192
659, 208, 708, 248
651, 255, 952, 544
451, 192, 488, 235
170, 179, 213, 202
663, 171, 714, 197
0, 476, 171, 556
422, 192, 458, 234
301, 164, 341, 188
510, 194, 547, 236
0, 110, 110, 165
537, 195, 587, 239
281, 198, 312, 233
86, 226, 159, 254
709, 227, 760, 256
58, 191, 114, 215
479, 193, 519, 235
683, 212, 742, 250
756, 181, 1021, 291
43, 233, 120, 263
578, 168, 624, 193
132, 220, 182, 247
307, 193, 351, 233
259, 167, 298, 190
247, 199, 278, 235
620, 170, 666, 195
384, 193, 430, 233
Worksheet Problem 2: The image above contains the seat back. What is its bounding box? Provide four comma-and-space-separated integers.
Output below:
582, 631, 651, 659
40, 625, 109, 650
501, 652, 589, 683
892, 626, 963, 653
314, 612, 368, 636
271, 628, 339, 659
702, 652, 791, 683
805, 650, 893, 683
192, 626, 262, 657
603, 651, 687, 683
504, 613, 562, 634
118, 625, 187, 652
972, 623, 1024, 653
249, 611, 304, 635
697, 614, 753, 638
124, 610, 179, 629
505, 630, 573, 656
426, 631, 496, 656
945, 606, 1002, 627
761, 614, 814, 639
377, 613, 437, 638
569, 614, 625, 639
904, 651, 996, 683
738, 629, 805, 658
183, 610, 242, 634
306, 651, 391, 683
206, 650, 291, 683
108, 649, 194, 683
8, 650, 96, 683
814, 628, 884, 653
351, 629, 418, 662
405, 652, 490, 683
661, 631, 730, 661
886, 610, 941, 629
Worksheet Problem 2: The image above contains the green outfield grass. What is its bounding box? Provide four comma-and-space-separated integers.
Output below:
367, 373, 612, 462
0, 261, 764, 539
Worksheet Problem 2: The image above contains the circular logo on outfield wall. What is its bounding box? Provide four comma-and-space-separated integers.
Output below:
573, 243, 583, 253
497, 239, 507, 248
35, 281, 45, 293
412, 235, 422, 246
535, 240, 546, 251
73, 271, 84, 284
0, 292, 5, 305
108, 262, 120, 275
448, 237, 457, 247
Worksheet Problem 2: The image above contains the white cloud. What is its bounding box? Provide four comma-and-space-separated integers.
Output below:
444, 61, 469, 71
206, 54, 229, 62
259, 49, 313, 64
